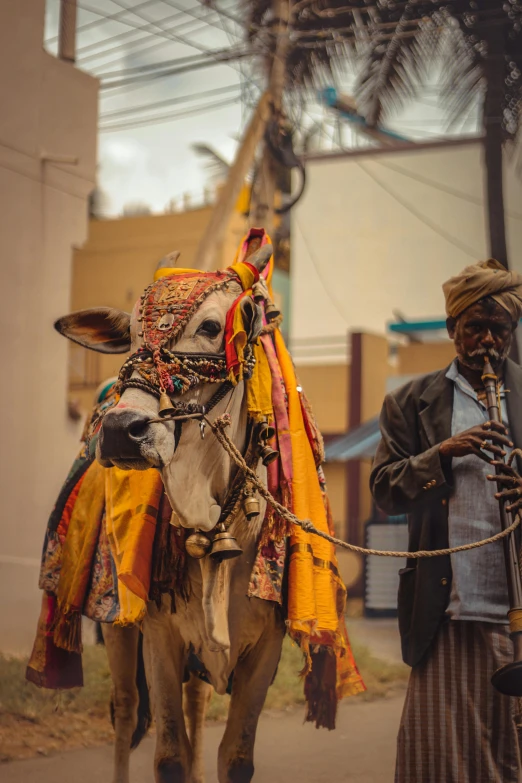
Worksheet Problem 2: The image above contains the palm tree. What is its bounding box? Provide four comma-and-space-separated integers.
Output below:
353, 0, 522, 270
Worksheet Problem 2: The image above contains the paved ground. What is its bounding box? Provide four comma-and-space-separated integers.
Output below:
2, 617, 405, 781
2, 694, 403, 783
348, 617, 403, 664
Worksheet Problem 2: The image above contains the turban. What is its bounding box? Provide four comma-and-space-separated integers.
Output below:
443, 258, 522, 323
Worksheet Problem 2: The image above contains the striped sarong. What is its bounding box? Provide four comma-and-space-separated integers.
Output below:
396, 620, 522, 783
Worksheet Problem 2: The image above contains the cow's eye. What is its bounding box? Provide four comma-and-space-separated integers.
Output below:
197, 319, 221, 338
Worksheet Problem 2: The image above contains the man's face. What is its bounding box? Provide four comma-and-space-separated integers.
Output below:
447, 300, 515, 372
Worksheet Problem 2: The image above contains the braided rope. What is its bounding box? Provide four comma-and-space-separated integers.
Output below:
207, 415, 522, 559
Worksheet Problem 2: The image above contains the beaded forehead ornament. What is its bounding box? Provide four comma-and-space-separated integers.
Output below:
118, 263, 259, 397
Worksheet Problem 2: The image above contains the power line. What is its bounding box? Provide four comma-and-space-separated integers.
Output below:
99, 48, 251, 90
374, 158, 522, 222
99, 82, 240, 119
99, 94, 241, 131
76, 1, 223, 60
293, 217, 350, 324
356, 160, 481, 259
103, 0, 216, 54
45, 0, 159, 44
82, 16, 222, 69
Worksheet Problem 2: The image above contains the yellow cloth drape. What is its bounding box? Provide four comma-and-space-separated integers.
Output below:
54, 460, 106, 651
274, 329, 365, 698
105, 467, 164, 625
246, 342, 273, 422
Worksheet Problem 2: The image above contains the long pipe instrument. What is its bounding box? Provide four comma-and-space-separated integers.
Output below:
482, 356, 522, 695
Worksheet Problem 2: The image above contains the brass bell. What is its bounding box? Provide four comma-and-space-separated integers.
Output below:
159, 391, 176, 418
260, 443, 279, 466
265, 300, 280, 322
185, 531, 212, 559
209, 523, 243, 561
258, 423, 276, 442
243, 493, 261, 520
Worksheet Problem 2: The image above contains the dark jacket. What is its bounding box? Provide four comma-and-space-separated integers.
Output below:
370, 358, 522, 668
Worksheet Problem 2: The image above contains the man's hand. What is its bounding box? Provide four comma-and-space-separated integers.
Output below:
439, 420, 513, 464
488, 461, 522, 513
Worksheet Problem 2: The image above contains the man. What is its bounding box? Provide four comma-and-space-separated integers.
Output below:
370, 258, 522, 782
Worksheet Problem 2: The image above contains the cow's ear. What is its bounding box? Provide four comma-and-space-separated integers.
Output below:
239, 296, 263, 343
54, 308, 131, 354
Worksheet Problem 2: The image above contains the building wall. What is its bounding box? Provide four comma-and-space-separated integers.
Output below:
0, 1, 98, 652
291, 138, 522, 348
295, 364, 349, 434
397, 340, 456, 376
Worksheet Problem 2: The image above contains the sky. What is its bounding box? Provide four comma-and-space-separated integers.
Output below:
44, 0, 480, 218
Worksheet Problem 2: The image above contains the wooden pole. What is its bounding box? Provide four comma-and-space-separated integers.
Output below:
249, 0, 291, 235
193, 92, 272, 271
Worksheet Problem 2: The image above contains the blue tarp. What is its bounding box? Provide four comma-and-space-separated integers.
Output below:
324, 416, 381, 462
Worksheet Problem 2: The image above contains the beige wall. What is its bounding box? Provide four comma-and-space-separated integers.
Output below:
291, 138, 522, 348
397, 340, 456, 376
295, 364, 349, 434
0, 1, 98, 652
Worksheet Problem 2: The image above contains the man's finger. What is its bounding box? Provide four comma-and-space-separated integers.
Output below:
495, 487, 522, 499
491, 461, 518, 475
489, 475, 519, 485
483, 420, 509, 435
482, 431, 513, 447
481, 444, 507, 457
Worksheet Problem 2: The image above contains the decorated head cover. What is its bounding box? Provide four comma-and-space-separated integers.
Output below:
117, 230, 273, 398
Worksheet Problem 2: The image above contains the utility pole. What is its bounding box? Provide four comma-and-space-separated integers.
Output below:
58, 0, 77, 63
249, 0, 291, 237
194, 92, 272, 271
193, 0, 292, 269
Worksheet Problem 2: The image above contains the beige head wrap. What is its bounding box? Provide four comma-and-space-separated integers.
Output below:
443, 258, 522, 323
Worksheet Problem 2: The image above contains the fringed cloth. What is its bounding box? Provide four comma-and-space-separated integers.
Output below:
396, 620, 522, 783
26, 460, 173, 689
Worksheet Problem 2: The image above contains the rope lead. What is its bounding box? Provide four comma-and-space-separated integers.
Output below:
206, 414, 522, 560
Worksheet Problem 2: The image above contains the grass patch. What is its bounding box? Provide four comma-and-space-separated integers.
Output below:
0, 634, 408, 761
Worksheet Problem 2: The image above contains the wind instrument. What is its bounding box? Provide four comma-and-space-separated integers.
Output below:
482, 356, 522, 696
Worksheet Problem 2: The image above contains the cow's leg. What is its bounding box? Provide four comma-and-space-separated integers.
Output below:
143, 608, 192, 783
183, 673, 212, 783
218, 614, 285, 783
102, 623, 140, 783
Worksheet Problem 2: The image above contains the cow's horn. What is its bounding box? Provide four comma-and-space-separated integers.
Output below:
156, 250, 181, 269
248, 244, 273, 273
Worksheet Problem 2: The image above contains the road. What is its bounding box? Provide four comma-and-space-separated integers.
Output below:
1, 693, 403, 783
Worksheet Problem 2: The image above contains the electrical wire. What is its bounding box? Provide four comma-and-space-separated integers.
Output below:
98, 46, 251, 90
45, 0, 159, 44
99, 94, 241, 132
76, 2, 222, 62
356, 160, 481, 259
293, 217, 350, 324
99, 82, 240, 119
374, 158, 522, 222
103, 0, 219, 54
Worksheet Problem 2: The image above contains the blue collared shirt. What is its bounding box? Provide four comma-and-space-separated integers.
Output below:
446, 360, 510, 623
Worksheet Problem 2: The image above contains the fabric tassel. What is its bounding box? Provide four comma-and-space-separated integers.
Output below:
52, 608, 83, 653
304, 647, 338, 730
26, 593, 83, 689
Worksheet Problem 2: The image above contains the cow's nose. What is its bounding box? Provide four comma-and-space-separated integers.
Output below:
99, 409, 152, 460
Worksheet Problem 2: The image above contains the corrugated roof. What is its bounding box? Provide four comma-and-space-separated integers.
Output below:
325, 416, 381, 462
